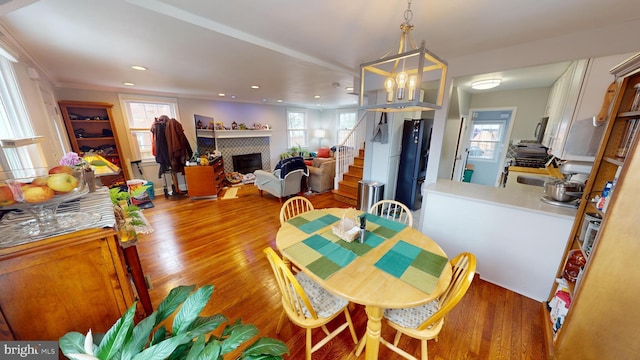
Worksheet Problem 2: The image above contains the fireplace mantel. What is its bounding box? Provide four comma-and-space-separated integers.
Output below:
215, 130, 272, 139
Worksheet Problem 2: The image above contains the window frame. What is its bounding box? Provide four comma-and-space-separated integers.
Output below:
118, 94, 179, 163
336, 109, 357, 145
286, 108, 307, 149
467, 120, 506, 162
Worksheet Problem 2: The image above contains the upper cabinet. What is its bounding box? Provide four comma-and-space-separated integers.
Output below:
543, 54, 632, 161
59, 101, 130, 183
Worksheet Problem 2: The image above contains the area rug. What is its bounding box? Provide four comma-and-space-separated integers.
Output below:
221, 187, 238, 200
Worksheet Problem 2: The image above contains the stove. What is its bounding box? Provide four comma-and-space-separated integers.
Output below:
540, 196, 579, 208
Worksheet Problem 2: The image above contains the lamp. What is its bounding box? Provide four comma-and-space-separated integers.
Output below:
314, 129, 326, 147
471, 79, 502, 90
359, 0, 447, 113
83, 153, 121, 177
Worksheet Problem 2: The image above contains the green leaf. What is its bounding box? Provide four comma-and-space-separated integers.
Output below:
184, 335, 206, 360
241, 338, 289, 357
173, 285, 214, 334
97, 304, 137, 360
220, 324, 259, 355
186, 314, 227, 339
130, 334, 189, 360
59, 332, 88, 357
150, 326, 166, 346
197, 340, 222, 360
156, 285, 196, 326
120, 313, 157, 360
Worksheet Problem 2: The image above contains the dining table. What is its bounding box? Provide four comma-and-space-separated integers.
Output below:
275, 207, 452, 360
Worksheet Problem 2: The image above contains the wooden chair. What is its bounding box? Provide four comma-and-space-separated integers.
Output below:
369, 199, 414, 227
263, 247, 358, 360
279, 196, 314, 225
356, 252, 477, 360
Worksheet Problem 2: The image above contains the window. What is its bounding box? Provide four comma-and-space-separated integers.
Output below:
337, 110, 357, 145
0, 54, 45, 176
286, 108, 307, 148
119, 94, 178, 161
468, 121, 505, 161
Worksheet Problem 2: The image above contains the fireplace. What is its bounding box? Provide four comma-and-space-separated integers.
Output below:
232, 153, 262, 174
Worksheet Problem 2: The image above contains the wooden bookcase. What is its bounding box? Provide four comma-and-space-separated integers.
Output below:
543, 53, 640, 359
58, 101, 130, 184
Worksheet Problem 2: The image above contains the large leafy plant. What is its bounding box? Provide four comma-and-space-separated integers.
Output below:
59, 284, 289, 360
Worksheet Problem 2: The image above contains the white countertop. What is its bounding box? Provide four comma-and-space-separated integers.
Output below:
425, 179, 577, 220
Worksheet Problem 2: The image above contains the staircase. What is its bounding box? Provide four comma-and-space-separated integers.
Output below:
331, 148, 364, 206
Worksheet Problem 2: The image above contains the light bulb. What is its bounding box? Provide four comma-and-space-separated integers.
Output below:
396, 71, 408, 100
407, 75, 418, 101
384, 77, 395, 102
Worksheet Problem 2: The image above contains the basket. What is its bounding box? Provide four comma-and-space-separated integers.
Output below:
331, 208, 360, 243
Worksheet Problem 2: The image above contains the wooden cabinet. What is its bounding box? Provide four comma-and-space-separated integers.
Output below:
543, 53, 640, 359
184, 157, 225, 198
544, 54, 631, 161
59, 100, 130, 184
0, 228, 141, 340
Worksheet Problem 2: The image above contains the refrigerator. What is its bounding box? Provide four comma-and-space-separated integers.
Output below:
395, 118, 434, 210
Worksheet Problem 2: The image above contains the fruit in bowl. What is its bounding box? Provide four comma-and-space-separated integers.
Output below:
48, 165, 74, 175
23, 185, 55, 203
0, 184, 15, 206
47, 173, 79, 193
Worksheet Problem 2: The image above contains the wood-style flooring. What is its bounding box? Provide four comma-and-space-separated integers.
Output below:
135, 184, 547, 360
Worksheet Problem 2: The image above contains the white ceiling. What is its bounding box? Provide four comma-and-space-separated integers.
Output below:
0, 0, 639, 109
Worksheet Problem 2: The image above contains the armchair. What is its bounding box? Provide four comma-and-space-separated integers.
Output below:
254, 167, 308, 202
308, 157, 335, 193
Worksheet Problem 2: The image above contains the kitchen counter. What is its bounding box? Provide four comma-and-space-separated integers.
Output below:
426, 179, 577, 220
420, 179, 576, 301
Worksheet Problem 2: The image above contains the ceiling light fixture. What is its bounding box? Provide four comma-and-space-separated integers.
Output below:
251, 85, 260, 89
218, 93, 226, 97
471, 79, 502, 90
123, 82, 134, 86
131, 65, 147, 71
359, 0, 447, 113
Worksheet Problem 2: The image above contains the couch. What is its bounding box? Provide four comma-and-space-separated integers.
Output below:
308, 157, 335, 193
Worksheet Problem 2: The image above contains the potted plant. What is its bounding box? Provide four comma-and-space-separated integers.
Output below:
59, 284, 289, 360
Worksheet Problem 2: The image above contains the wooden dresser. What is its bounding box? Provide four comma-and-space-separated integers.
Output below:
0, 188, 149, 340
0, 227, 142, 340
184, 157, 226, 198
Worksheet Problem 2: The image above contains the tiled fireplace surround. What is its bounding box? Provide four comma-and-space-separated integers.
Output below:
216, 136, 271, 174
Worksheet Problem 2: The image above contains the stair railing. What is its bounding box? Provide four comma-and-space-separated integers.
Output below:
334, 111, 367, 189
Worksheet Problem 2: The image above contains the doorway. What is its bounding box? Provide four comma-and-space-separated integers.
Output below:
459, 108, 515, 186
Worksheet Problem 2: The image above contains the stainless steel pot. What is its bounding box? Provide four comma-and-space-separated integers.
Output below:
544, 179, 585, 202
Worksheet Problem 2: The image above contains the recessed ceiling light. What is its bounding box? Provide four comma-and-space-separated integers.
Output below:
131, 65, 147, 71
277, 99, 283, 103
251, 85, 260, 89
231, 95, 237, 99
123, 82, 135, 86
345, 86, 354, 92
218, 93, 226, 97
314, 95, 320, 99
261, 98, 267, 102
471, 79, 502, 90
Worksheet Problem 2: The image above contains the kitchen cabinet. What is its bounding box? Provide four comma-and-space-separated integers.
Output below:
542, 53, 640, 359
59, 100, 130, 184
0, 227, 143, 340
543, 54, 631, 161
184, 157, 225, 198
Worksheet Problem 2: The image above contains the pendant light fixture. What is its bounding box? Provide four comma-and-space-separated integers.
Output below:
359, 0, 447, 113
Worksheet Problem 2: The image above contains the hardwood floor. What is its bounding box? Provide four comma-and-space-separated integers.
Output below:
135, 184, 547, 360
